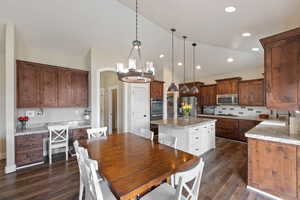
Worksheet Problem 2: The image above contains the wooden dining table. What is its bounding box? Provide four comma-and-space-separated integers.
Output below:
80, 133, 199, 200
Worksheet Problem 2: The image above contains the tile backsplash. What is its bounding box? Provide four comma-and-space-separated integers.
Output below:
203, 105, 271, 117
17, 108, 88, 127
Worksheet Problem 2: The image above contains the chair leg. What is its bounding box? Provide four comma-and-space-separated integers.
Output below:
49, 149, 52, 165
79, 178, 84, 200
66, 147, 69, 161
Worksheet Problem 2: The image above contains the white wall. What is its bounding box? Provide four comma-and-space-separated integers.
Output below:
0, 24, 5, 159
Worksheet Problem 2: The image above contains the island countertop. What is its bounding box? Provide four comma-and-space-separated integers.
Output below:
151, 118, 216, 127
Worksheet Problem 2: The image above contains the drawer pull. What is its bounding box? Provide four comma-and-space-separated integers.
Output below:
195, 137, 199, 139
195, 148, 199, 151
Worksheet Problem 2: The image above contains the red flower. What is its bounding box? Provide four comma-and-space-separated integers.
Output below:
18, 116, 29, 121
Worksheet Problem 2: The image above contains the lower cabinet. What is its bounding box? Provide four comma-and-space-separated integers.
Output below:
15, 127, 90, 168
248, 139, 298, 200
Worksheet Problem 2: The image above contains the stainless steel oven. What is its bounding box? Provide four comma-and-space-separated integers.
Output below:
216, 94, 238, 105
150, 98, 163, 120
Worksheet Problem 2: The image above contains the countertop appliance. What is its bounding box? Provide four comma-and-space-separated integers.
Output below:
178, 96, 198, 117
150, 98, 163, 121
216, 94, 238, 105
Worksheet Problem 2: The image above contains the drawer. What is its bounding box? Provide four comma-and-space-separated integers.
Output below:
189, 125, 208, 134
16, 134, 43, 153
189, 146, 202, 156
190, 134, 201, 144
16, 149, 44, 167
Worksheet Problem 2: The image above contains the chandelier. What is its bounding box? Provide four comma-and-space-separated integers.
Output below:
116, 0, 155, 83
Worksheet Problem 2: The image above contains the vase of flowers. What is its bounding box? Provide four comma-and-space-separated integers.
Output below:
18, 116, 29, 130
181, 103, 192, 121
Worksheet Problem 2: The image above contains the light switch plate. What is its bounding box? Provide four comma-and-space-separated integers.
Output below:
26, 111, 35, 118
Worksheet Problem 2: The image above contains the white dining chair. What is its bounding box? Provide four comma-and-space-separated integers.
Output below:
135, 128, 154, 141
78, 147, 116, 200
141, 158, 205, 200
87, 127, 108, 140
158, 133, 177, 149
48, 125, 69, 165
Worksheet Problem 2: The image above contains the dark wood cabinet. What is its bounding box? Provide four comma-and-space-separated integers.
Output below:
40, 66, 58, 107
238, 120, 260, 142
200, 84, 217, 106
72, 128, 89, 140
71, 71, 89, 107
17, 60, 89, 108
15, 134, 44, 167
260, 28, 300, 110
58, 69, 73, 107
216, 77, 241, 95
239, 79, 265, 106
248, 139, 298, 200
150, 80, 164, 99
17, 61, 41, 108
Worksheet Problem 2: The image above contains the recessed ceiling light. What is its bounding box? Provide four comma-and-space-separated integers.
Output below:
242, 32, 251, 37
159, 54, 165, 58
227, 58, 234, 63
251, 48, 259, 52
225, 6, 236, 13
196, 65, 202, 70
177, 62, 183, 66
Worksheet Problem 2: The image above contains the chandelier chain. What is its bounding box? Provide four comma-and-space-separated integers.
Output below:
136, 0, 138, 41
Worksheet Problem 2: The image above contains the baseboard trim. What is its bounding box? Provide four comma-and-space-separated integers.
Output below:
16, 161, 44, 170
5, 164, 16, 174
247, 186, 282, 200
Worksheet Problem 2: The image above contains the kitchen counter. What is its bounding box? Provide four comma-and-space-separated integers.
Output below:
151, 117, 216, 128
245, 121, 300, 146
197, 114, 268, 121
15, 121, 91, 136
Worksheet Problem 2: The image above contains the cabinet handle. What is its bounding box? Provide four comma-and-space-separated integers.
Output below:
195, 148, 199, 151
195, 137, 199, 139
194, 128, 199, 131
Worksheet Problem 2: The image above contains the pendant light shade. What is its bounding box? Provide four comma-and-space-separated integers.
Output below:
191, 43, 199, 94
116, 0, 154, 83
179, 36, 190, 94
168, 28, 179, 93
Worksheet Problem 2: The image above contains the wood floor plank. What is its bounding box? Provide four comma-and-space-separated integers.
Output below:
0, 138, 273, 200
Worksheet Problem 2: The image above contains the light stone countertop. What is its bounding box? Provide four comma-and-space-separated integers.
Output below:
15, 121, 91, 136
151, 118, 216, 128
245, 122, 300, 146
197, 114, 268, 121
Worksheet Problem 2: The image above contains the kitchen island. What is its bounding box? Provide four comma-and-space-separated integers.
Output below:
151, 118, 216, 156
246, 121, 300, 200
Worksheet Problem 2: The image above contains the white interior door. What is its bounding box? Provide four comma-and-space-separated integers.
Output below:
100, 89, 105, 127
130, 84, 150, 133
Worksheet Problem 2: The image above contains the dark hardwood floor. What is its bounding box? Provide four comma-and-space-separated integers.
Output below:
0, 138, 271, 200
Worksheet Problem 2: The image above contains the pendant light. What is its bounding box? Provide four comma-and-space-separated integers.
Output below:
167, 29, 179, 92
191, 43, 199, 94
116, 0, 155, 83
180, 36, 190, 94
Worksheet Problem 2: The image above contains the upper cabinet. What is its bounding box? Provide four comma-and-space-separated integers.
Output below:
150, 80, 164, 99
260, 28, 300, 110
239, 79, 265, 106
216, 77, 241, 95
17, 60, 89, 108
200, 84, 217, 106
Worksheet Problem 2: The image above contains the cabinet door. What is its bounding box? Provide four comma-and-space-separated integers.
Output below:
72, 128, 89, 140
265, 37, 300, 109
248, 139, 297, 199
248, 80, 265, 106
208, 85, 217, 105
72, 71, 88, 107
150, 81, 164, 99
58, 69, 73, 107
216, 118, 239, 140
17, 61, 40, 108
40, 66, 58, 107
239, 82, 249, 105
238, 120, 259, 142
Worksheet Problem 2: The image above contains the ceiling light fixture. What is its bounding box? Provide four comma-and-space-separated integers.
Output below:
196, 65, 202, 70
251, 48, 260, 52
167, 29, 179, 93
225, 6, 236, 13
191, 43, 199, 94
159, 54, 165, 58
116, 0, 154, 83
227, 58, 234, 63
242, 32, 251, 37
178, 62, 183, 66
179, 36, 190, 94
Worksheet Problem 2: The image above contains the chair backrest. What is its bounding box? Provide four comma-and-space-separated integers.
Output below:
158, 133, 177, 149
87, 127, 107, 140
175, 158, 205, 200
137, 128, 154, 141
78, 147, 104, 200
48, 125, 69, 144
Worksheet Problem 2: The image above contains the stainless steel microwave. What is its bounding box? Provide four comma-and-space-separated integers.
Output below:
216, 94, 238, 105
